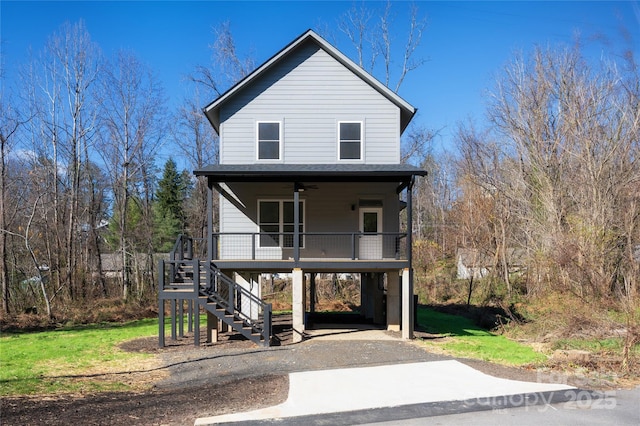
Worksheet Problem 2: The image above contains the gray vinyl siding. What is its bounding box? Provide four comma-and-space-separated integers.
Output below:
219, 182, 400, 260
219, 41, 400, 165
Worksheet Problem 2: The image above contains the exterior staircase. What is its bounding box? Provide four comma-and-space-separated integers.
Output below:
158, 235, 272, 347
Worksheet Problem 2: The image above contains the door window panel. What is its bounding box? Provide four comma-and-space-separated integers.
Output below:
363, 212, 378, 233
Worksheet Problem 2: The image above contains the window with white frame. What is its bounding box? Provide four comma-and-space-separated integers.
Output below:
339, 121, 362, 160
258, 200, 304, 248
257, 121, 281, 160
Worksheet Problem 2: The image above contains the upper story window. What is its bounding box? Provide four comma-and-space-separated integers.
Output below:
257, 121, 281, 160
339, 121, 362, 160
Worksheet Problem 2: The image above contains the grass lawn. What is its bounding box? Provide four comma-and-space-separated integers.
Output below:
416, 307, 547, 366
2, 308, 548, 396
0, 319, 163, 396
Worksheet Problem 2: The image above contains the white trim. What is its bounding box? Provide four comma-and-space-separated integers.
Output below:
359, 206, 383, 260
337, 120, 364, 162
256, 121, 283, 162
359, 207, 383, 233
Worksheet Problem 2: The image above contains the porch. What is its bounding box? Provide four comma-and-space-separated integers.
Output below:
211, 231, 410, 271
159, 233, 413, 346
157, 164, 424, 347
172, 232, 410, 271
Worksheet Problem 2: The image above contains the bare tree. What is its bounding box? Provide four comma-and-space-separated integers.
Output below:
337, 1, 376, 71
190, 21, 255, 97
0, 85, 31, 313
488, 44, 640, 300
98, 49, 166, 300
15, 21, 102, 310
172, 87, 219, 242
334, 0, 427, 94
449, 176, 495, 304
182, 22, 254, 241
49, 21, 102, 300
455, 122, 524, 296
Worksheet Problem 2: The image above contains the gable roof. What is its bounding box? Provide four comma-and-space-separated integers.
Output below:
203, 29, 417, 134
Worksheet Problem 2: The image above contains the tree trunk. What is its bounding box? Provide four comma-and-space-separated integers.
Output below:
0, 134, 9, 314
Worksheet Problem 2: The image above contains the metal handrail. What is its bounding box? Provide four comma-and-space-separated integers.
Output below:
162, 234, 273, 346
170, 234, 207, 261
212, 231, 408, 236
205, 262, 271, 340
212, 231, 408, 260
159, 257, 272, 345
170, 234, 186, 261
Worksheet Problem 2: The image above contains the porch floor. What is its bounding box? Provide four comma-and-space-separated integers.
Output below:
213, 258, 408, 273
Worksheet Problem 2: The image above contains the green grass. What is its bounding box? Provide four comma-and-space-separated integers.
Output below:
2, 308, 549, 396
552, 337, 640, 355
1, 319, 163, 396
416, 307, 547, 366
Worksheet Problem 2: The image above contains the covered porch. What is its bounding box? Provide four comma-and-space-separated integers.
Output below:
193, 164, 426, 342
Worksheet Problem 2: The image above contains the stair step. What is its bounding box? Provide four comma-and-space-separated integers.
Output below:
164, 257, 269, 347
167, 284, 195, 289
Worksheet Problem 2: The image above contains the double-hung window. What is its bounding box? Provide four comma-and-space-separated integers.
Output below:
257, 121, 281, 160
339, 121, 362, 160
258, 200, 304, 248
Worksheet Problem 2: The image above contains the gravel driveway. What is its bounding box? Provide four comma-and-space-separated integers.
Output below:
156, 335, 448, 390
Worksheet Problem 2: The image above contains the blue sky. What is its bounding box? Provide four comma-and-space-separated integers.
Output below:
2, 1, 639, 160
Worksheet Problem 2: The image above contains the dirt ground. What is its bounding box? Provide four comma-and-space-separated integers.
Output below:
0, 315, 625, 426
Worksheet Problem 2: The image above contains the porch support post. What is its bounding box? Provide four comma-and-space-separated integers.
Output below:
194, 300, 200, 346
309, 272, 316, 314
207, 180, 214, 263
178, 300, 184, 337
407, 177, 415, 271
402, 267, 413, 339
292, 268, 305, 343
207, 312, 218, 344
235, 272, 261, 321
206, 181, 214, 295
293, 183, 301, 264
403, 176, 415, 339
386, 271, 400, 332
361, 273, 373, 320
170, 299, 177, 340
158, 298, 165, 347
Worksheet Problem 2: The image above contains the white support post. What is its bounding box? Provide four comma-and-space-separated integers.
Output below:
387, 271, 401, 332
207, 312, 218, 344
292, 268, 305, 343
402, 268, 413, 339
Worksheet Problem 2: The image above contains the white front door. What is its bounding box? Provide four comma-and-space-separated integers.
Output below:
359, 207, 383, 260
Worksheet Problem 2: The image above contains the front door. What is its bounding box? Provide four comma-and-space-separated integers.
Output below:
359, 207, 383, 259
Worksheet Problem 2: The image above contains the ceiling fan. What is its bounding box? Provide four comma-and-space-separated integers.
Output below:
280, 182, 319, 191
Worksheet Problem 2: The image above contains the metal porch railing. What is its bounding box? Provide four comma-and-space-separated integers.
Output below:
212, 232, 407, 261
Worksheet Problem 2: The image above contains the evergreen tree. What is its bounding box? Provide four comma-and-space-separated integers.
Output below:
156, 158, 185, 225
154, 158, 186, 251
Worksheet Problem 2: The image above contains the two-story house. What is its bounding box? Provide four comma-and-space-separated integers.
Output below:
159, 29, 426, 347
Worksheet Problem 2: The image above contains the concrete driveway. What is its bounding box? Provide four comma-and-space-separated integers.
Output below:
195, 328, 577, 425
